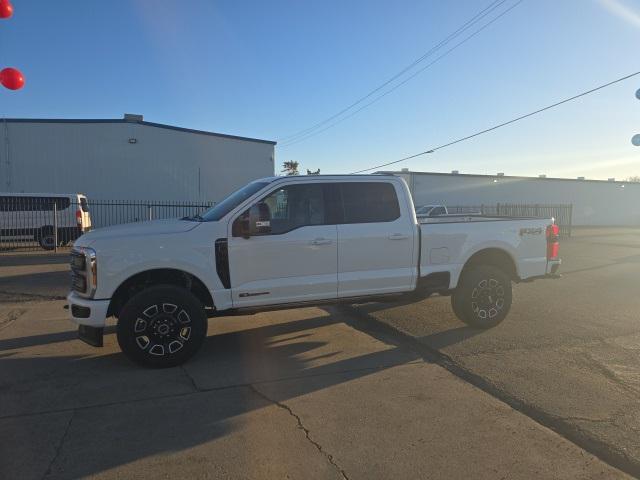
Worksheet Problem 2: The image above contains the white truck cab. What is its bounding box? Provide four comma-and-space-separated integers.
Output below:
68, 175, 560, 367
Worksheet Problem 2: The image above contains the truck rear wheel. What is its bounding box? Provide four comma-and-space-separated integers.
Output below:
117, 285, 208, 368
451, 265, 512, 329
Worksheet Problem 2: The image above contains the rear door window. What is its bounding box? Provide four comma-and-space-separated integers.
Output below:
339, 182, 400, 224
80, 197, 90, 212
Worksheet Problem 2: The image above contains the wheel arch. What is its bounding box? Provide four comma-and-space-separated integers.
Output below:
459, 247, 518, 282
107, 268, 214, 318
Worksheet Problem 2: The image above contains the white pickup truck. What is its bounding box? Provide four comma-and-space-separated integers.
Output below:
67, 175, 561, 367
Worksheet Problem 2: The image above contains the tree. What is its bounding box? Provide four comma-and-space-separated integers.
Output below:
306, 168, 320, 175
281, 161, 299, 176
626, 176, 640, 183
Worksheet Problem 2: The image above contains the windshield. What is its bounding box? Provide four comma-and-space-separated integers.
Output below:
199, 181, 270, 222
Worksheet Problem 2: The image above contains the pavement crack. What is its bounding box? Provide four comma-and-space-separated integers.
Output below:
42, 409, 75, 480
0, 308, 26, 331
249, 384, 349, 480
180, 365, 202, 392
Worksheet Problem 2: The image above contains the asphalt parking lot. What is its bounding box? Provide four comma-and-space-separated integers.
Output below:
0, 227, 638, 479
351, 227, 640, 476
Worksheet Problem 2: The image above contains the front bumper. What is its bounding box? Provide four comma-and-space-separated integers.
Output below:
67, 292, 110, 328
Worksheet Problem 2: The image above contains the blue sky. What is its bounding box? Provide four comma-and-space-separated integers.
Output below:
1, 0, 639, 179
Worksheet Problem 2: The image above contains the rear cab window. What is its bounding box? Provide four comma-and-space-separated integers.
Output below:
339, 182, 401, 223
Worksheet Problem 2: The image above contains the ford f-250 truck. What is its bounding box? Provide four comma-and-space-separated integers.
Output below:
67, 175, 561, 367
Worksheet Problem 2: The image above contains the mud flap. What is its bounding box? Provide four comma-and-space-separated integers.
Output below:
78, 325, 104, 347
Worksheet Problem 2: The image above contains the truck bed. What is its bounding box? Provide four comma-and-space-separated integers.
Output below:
418, 215, 554, 288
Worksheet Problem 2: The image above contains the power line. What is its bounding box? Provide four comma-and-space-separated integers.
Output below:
350, 70, 640, 174
281, 0, 524, 148
277, 0, 516, 145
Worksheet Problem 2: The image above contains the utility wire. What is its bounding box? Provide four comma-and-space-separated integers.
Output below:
277, 0, 514, 145
281, 0, 524, 148
350, 70, 640, 174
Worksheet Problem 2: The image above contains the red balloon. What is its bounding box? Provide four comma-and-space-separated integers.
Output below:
0, 68, 25, 90
0, 0, 13, 19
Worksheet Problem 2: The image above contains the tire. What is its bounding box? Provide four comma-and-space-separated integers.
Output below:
117, 285, 208, 368
37, 227, 55, 251
451, 265, 512, 329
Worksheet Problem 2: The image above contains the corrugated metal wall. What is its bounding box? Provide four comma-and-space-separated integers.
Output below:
395, 171, 640, 226
0, 120, 275, 202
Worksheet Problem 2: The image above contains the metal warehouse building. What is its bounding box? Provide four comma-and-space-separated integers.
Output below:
390, 170, 640, 226
0, 114, 276, 202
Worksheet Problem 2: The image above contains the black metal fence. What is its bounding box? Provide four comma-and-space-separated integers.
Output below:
0, 196, 573, 253
0, 197, 214, 253
446, 203, 573, 237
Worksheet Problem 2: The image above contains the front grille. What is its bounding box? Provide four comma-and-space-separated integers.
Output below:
70, 250, 86, 270
71, 272, 87, 293
70, 250, 87, 293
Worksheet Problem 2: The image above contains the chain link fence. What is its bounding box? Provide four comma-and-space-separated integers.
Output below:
0, 197, 213, 253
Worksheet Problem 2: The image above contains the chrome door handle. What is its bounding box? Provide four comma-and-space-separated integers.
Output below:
389, 233, 409, 240
310, 238, 332, 245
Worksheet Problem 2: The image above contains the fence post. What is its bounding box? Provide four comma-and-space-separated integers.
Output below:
568, 204, 573, 237
53, 201, 58, 253
147, 204, 153, 221
497, 203, 501, 215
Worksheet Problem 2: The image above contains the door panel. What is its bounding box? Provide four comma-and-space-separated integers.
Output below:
228, 225, 337, 307
337, 220, 415, 297
337, 182, 416, 298
227, 182, 338, 308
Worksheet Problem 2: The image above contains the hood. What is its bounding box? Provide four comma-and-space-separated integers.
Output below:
75, 218, 203, 247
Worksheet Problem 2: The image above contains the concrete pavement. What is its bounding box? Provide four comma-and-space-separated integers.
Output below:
0, 297, 628, 479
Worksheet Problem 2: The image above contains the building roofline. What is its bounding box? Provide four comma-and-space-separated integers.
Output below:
381, 170, 640, 186
2, 117, 277, 145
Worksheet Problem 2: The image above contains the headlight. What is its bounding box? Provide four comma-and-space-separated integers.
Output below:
86, 248, 98, 297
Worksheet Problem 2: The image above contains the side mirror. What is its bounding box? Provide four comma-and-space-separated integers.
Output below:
232, 211, 251, 238
249, 202, 271, 235
232, 202, 271, 238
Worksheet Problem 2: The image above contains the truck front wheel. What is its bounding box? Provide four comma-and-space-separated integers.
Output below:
117, 285, 208, 368
451, 265, 512, 329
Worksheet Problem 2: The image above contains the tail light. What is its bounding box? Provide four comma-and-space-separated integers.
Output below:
546, 224, 560, 260
76, 208, 82, 226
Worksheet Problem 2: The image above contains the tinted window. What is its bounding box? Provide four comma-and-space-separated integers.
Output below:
259, 183, 325, 234
340, 182, 400, 223
80, 197, 90, 212
431, 207, 446, 216
0, 196, 69, 211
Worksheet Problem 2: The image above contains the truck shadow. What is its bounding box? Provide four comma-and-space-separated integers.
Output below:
0, 311, 421, 479
346, 298, 485, 350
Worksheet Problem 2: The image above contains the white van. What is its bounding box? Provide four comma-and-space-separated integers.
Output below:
0, 193, 92, 250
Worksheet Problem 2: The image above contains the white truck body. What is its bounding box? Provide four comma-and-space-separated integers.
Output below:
66, 175, 560, 366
